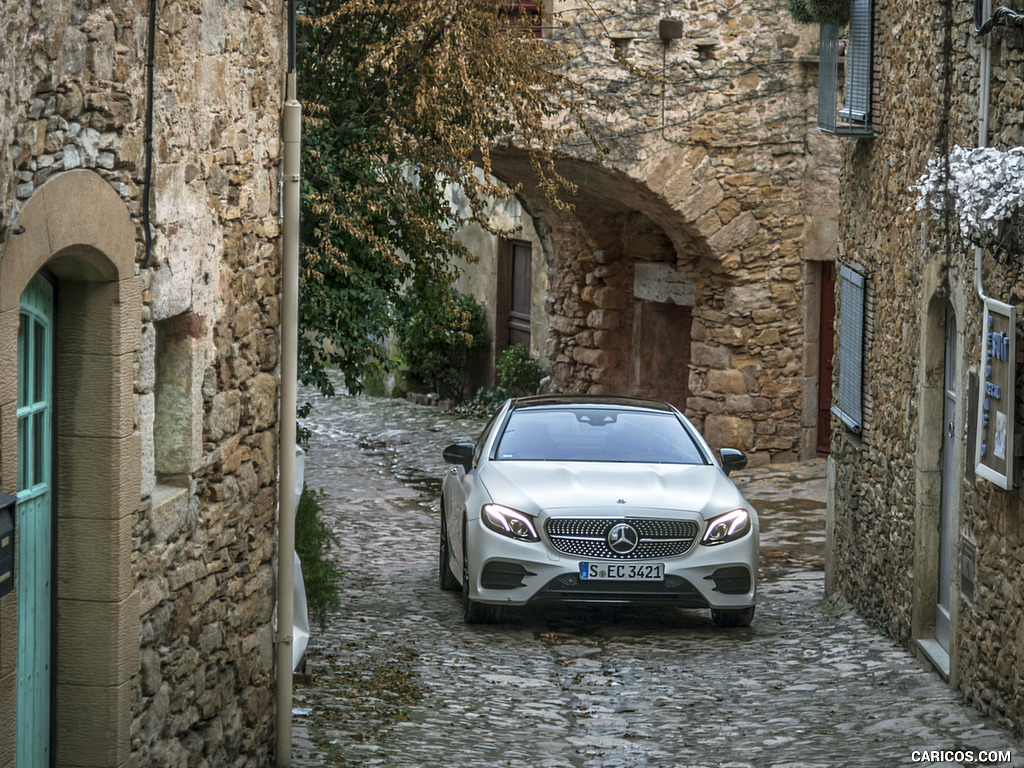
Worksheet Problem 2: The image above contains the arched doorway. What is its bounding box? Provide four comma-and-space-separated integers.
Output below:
915, 287, 960, 679
0, 169, 141, 766
486, 151, 705, 410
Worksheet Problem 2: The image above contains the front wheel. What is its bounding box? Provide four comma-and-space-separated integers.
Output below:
438, 510, 460, 591
711, 606, 755, 628
462, 521, 501, 624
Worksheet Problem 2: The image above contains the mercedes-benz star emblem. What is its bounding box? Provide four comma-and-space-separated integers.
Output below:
606, 522, 640, 555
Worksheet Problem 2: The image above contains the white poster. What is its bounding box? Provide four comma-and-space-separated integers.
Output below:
994, 411, 1007, 461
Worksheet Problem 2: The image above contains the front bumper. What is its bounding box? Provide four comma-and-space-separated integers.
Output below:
465, 516, 758, 610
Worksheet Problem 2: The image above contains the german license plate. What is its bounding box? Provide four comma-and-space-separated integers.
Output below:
579, 562, 665, 581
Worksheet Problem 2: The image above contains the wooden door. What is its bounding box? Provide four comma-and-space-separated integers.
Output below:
506, 241, 532, 349
634, 301, 691, 412
16, 272, 54, 767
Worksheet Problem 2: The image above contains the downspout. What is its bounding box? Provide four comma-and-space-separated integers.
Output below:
975, 0, 992, 300
276, 0, 300, 762
141, 0, 157, 268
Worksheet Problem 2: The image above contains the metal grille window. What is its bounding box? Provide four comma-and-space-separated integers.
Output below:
818, 0, 874, 137
832, 265, 865, 433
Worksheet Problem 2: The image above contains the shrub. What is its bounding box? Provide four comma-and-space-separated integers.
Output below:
295, 485, 342, 627
474, 384, 513, 410
496, 343, 544, 396
397, 281, 487, 401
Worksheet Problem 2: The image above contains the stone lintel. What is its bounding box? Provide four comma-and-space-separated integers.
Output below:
633, 262, 696, 306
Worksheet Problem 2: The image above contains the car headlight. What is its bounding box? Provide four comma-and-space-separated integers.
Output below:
701, 509, 751, 546
482, 504, 539, 542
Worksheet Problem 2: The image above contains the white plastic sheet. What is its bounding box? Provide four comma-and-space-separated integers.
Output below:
292, 446, 310, 671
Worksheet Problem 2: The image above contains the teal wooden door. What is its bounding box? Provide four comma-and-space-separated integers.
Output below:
16, 273, 54, 767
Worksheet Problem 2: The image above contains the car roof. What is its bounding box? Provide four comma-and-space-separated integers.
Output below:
510, 394, 676, 413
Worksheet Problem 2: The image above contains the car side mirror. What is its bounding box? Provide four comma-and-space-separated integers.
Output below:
443, 442, 475, 472
720, 448, 748, 476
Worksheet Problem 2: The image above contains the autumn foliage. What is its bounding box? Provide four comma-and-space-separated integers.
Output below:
296, 0, 599, 396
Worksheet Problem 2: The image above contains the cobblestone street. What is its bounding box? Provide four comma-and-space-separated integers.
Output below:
291, 392, 1023, 768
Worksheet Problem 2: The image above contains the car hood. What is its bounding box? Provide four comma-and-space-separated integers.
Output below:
477, 461, 750, 520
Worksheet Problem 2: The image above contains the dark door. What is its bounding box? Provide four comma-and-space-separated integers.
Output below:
634, 301, 691, 412
506, 241, 532, 349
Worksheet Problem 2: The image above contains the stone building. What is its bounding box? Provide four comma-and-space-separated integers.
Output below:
824, 0, 1024, 734
0, 0, 284, 766
454, 0, 840, 464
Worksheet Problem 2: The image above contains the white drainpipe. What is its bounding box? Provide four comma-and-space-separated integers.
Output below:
276, 67, 301, 767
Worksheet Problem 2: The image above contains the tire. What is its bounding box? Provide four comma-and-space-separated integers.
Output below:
711, 606, 755, 628
438, 510, 460, 591
462, 520, 501, 624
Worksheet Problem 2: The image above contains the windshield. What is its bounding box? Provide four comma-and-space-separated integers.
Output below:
493, 407, 707, 464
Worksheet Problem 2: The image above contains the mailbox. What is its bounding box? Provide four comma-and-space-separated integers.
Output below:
0, 492, 14, 599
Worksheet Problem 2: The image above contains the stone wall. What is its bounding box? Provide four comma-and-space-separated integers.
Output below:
828, 0, 1024, 734
476, 0, 836, 462
0, 0, 284, 765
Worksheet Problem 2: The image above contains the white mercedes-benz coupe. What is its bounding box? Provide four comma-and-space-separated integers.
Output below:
439, 395, 758, 626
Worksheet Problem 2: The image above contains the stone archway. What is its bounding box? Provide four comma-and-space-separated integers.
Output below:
0, 169, 141, 767
477, 145, 813, 462
487, 151, 708, 409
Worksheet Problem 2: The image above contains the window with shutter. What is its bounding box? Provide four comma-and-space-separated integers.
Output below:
817, 0, 874, 136
832, 265, 865, 433
840, 0, 872, 124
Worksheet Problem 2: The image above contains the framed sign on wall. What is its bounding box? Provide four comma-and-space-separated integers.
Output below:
975, 298, 1016, 489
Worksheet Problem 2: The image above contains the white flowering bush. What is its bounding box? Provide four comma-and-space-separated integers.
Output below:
911, 145, 1024, 253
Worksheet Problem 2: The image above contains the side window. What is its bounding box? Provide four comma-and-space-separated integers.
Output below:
832, 264, 866, 433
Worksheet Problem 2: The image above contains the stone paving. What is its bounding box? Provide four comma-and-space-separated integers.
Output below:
291, 392, 1024, 768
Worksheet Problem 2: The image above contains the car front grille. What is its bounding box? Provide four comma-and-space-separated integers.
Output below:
545, 518, 700, 559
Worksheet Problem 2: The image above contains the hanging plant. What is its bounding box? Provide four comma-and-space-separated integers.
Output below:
911, 145, 1024, 256
804, 0, 851, 25
787, 0, 818, 24
786, 0, 850, 27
